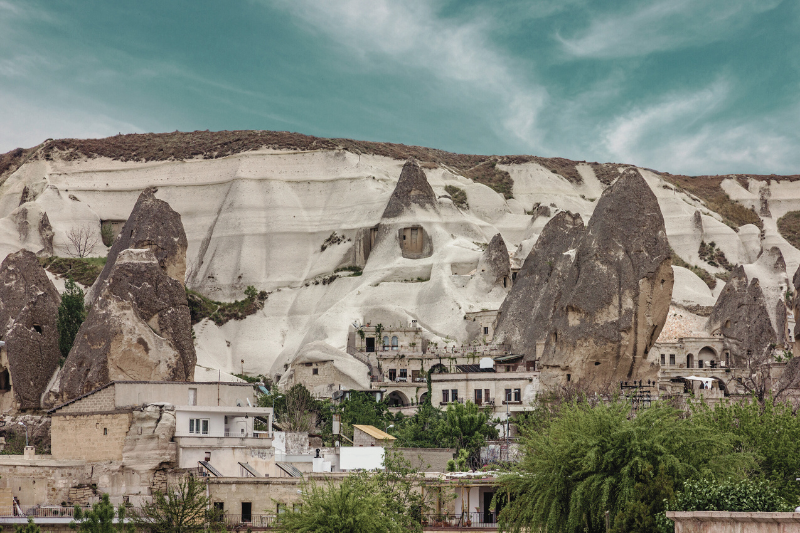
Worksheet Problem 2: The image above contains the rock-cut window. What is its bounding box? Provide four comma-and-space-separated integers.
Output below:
391, 336, 399, 350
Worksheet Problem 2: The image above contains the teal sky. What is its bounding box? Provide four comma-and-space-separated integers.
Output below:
1, 0, 798, 175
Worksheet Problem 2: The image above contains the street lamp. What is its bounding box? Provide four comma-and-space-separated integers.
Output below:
385, 423, 394, 433
272, 394, 283, 409
17, 421, 28, 448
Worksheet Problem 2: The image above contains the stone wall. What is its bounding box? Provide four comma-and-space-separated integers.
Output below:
396, 448, 455, 473
51, 412, 132, 461
207, 475, 347, 516
56, 385, 116, 414
667, 511, 800, 532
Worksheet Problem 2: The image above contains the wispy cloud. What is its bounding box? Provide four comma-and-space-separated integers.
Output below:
271, 0, 548, 149
559, 0, 784, 58
600, 81, 800, 174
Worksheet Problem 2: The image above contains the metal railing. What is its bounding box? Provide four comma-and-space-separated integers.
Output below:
6, 506, 85, 518
221, 513, 276, 528
422, 512, 498, 528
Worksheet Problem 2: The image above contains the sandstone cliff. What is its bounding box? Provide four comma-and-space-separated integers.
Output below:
54, 249, 196, 403
494, 169, 674, 388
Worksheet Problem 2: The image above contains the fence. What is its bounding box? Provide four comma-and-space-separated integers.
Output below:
222, 514, 277, 528
422, 512, 498, 528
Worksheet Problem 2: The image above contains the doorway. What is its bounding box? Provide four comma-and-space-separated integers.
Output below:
241, 502, 252, 523
366, 337, 375, 352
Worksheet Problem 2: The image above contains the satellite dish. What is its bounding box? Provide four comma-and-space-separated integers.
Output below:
479, 357, 494, 369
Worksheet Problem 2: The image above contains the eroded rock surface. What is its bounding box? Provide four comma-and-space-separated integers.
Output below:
122, 404, 177, 472
382, 159, 437, 218
477, 233, 511, 287
494, 169, 674, 389
0, 250, 61, 409
87, 187, 187, 304
56, 249, 195, 402
708, 247, 789, 364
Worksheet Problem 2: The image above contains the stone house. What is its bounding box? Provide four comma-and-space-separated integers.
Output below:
48, 381, 274, 477
352, 424, 396, 447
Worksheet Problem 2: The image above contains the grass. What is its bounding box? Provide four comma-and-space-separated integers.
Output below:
335, 265, 363, 276
186, 287, 268, 326
444, 184, 468, 209
777, 211, 800, 250
671, 248, 716, 290
659, 174, 764, 230
39, 256, 107, 286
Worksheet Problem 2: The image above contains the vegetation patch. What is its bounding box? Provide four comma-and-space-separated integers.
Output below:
698, 241, 733, 270
39, 256, 107, 287
659, 173, 763, 230
320, 231, 350, 252
671, 248, 716, 290
444, 184, 468, 209
334, 265, 362, 276
777, 210, 800, 250
186, 285, 268, 326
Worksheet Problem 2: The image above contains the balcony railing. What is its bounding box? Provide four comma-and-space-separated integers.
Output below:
421, 511, 498, 528
220, 514, 276, 528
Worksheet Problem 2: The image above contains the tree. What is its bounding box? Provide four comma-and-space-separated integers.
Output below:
436, 401, 498, 463
374, 324, 384, 350
279, 384, 321, 432
277, 450, 430, 533
15, 517, 40, 533
57, 276, 86, 359
64, 225, 99, 258
132, 476, 223, 533
71, 493, 135, 533
495, 400, 750, 533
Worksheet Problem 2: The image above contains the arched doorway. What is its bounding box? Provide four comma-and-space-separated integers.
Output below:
418, 392, 429, 405
699, 346, 717, 367
387, 390, 410, 407
686, 354, 694, 369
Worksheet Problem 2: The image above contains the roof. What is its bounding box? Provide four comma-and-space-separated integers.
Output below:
48, 380, 255, 414
276, 462, 304, 478
353, 424, 396, 440
493, 354, 523, 363
455, 364, 496, 373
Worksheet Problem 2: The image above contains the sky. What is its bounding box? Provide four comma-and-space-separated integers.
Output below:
0, 0, 798, 175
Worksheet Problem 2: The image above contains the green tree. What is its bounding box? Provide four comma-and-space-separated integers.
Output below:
436, 401, 498, 461
15, 517, 41, 533
394, 402, 443, 448
694, 396, 800, 503
71, 493, 135, 533
496, 400, 750, 533
132, 476, 224, 533
277, 450, 430, 533
57, 276, 86, 359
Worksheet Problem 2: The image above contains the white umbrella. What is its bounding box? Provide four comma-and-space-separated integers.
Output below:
684, 376, 714, 389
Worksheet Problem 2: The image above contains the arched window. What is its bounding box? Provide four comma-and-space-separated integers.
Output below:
382, 336, 389, 350
391, 336, 399, 350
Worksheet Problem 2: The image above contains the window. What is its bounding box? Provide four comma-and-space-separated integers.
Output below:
383, 336, 389, 350
513, 389, 521, 402
451, 389, 458, 402
698, 360, 704, 369
388, 369, 397, 381
669, 354, 675, 366
442, 390, 449, 404
660, 354, 665, 365
312, 368, 318, 375
391, 336, 399, 350
566, 374, 571, 382
103, 428, 108, 435
485, 389, 490, 402
188, 388, 197, 406
483, 327, 489, 335
399, 369, 407, 380
474, 389, 483, 404
189, 418, 209, 435
505, 388, 511, 402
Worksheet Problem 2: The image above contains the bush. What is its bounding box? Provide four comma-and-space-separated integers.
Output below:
57, 277, 86, 359
39, 256, 107, 287
100, 222, 115, 247
444, 185, 468, 209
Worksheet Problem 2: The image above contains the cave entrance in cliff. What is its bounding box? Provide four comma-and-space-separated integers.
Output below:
0, 369, 9, 391
387, 390, 410, 407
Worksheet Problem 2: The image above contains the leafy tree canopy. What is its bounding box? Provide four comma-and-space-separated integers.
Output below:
57, 276, 86, 359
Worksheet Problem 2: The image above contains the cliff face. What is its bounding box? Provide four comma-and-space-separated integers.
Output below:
53, 248, 195, 403
494, 170, 674, 388
0, 249, 61, 409
0, 131, 798, 381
